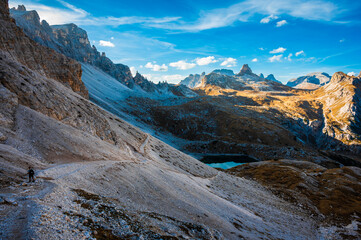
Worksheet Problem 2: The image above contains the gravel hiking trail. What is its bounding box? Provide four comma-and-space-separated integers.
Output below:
0, 176, 55, 239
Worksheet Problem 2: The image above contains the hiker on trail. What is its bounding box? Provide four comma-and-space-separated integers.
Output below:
28, 167, 35, 182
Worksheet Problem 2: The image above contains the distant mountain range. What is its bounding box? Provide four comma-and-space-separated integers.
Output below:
286, 72, 331, 89
180, 66, 282, 89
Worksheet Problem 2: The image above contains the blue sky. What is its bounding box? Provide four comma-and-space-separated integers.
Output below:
9, 0, 361, 83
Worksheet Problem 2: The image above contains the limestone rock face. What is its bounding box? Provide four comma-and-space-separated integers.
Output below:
1, 3, 88, 98
238, 64, 253, 75
10, 6, 135, 90
179, 72, 206, 88
133, 72, 158, 92
0, 83, 18, 129
236, 64, 263, 79
316, 72, 361, 145
0, 0, 10, 21
287, 72, 331, 90
200, 67, 288, 92
0, 51, 115, 144
212, 69, 235, 76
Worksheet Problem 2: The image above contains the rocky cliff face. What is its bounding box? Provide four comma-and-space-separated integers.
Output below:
10, 5, 135, 89
212, 69, 235, 76
315, 72, 361, 146
236, 64, 255, 76
133, 72, 159, 92
179, 72, 206, 88
10, 5, 195, 95
1, 4, 88, 98
287, 72, 331, 90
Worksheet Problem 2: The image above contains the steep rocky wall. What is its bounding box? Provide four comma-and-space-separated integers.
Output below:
10, 6, 134, 89
317, 72, 361, 147
0, 0, 88, 98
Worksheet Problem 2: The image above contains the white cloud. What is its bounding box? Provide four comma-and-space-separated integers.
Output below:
195, 56, 217, 66
252, 58, 258, 62
99, 40, 115, 47
110, 37, 114, 40
140, 74, 185, 84
269, 54, 283, 62
270, 47, 286, 54
340, 39, 345, 43
142, 74, 154, 81
259, 47, 265, 51
130, 66, 137, 77
146, 0, 340, 32
347, 72, 356, 76
11, 0, 342, 32
169, 60, 196, 70
9, 0, 88, 25
220, 58, 237, 67
260, 14, 278, 23
276, 20, 288, 27
145, 62, 168, 72
9, 0, 180, 26
295, 50, 305, 56
285, 53, 293, 61
163, 74, 186, 82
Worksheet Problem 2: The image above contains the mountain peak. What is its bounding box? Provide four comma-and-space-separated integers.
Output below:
16, 5, 26, 11
358, 71, 361, 78
330, 71, 355, 84
239, 64, 253, 75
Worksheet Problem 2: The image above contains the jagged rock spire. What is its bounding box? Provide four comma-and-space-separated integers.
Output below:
239, 64, 253, 75
17, 5, 26, 11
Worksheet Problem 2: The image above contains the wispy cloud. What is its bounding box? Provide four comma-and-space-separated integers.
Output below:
269, 54, 283, 62
169, 60, 196, 70
10, 0, 344, 31
147, 0, 341, 32
220, 58, 237, 67
270, 47, 286, 54
276, 20, 288, 27
9, 0, 180, 26
285, 53, 293, 61
260, 14, 278, 23
295, 50, 305, 56
252, 58, 258, 62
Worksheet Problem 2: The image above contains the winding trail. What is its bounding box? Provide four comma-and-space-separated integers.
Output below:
139, 134, 149, 154
0, 179, 55, 240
